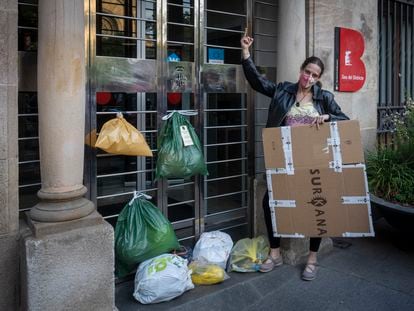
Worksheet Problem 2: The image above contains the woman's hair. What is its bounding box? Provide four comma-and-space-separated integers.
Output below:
300, 56, 325, 87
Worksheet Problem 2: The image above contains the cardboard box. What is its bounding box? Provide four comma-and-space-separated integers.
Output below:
262, 120, 375, 238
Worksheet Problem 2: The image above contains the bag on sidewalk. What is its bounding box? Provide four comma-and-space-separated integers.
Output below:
192, 231, 233, 269
115, 192, 180, 277
133, 254, 194, 304
172, 245, 193, 263
228, 236, 269, 272
95, 112, 153, 156
155, 111, 208, 179
189, 260, 228, 285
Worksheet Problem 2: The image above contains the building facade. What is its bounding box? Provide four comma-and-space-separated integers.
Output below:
2, 0, 413, 309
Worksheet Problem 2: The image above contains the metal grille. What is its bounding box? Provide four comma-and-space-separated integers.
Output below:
378, 0, 414, 145
88, 0, 253, 245
200, 1, 250, 241
96, 0, 157, 59
17, 1, 40, 213
94, 93, 160, 226
90, 1, 161, 230
252, 0, 278, 177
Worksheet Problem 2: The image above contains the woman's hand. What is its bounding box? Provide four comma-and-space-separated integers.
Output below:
241, 36, 254, 59
311, 114, 330, 129
241, 36, 253, 49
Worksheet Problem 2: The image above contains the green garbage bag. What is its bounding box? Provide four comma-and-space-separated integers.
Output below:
115, 192, 180, 278
156, 111, 208, 179
228, 236, 270, 272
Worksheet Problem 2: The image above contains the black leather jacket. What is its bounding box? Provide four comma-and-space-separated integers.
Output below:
242, 57, 349, 127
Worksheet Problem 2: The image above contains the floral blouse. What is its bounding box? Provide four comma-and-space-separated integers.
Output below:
285, 102, 320, 126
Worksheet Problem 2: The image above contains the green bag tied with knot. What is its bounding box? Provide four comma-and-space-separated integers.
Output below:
115, 193, 180, 278
155, 111, 208, 179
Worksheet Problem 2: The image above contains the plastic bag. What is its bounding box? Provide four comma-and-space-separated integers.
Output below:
133, 254, 194, 304
228, 236, 269, 272
189, 261, 228, 285
95, 113, 153, 156
155, 111, 208, 179
172, 245, 193, 263
192, 231, 233, 269
115, 192, 180, 277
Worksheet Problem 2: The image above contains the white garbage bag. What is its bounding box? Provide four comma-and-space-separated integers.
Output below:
133, 254, 194, 304
192, 231, 233, 269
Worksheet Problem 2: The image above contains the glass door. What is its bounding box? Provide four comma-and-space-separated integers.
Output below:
88, 0, 160, 231
17, 0, 41, 215
163, 0, 199, 243
87, 0, 251, 247
200, 0, 250, 240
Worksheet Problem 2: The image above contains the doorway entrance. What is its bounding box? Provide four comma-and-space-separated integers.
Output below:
87, 0, 252, 245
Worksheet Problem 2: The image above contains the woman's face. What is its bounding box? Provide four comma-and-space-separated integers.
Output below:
299, 63, 322, 90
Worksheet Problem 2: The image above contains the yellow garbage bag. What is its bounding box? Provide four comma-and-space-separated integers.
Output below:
95, 113, 153, 157
228, 236, 269, 272
189, 261, 227, 285
84, 129, 97, 148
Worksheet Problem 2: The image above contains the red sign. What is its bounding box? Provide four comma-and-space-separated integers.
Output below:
167, 93, 182, 106
96, 92, 111, 105
334, 27, 366, 92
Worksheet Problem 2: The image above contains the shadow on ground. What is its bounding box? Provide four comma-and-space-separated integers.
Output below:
116, 218, 414, 311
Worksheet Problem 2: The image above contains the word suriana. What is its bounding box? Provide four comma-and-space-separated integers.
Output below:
307, 169, 328, 236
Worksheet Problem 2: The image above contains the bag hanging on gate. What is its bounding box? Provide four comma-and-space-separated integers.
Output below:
155, 111, 208, 179
115, 192, 180, 278
95, 112, 153, 157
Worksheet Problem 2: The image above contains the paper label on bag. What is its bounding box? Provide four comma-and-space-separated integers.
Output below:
180, 125, 194, 146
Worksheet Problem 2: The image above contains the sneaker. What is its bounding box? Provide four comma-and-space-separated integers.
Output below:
302, 262, 318, 281
259, 255, 283, 273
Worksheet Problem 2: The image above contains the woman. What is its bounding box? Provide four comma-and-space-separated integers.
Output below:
241, 35, 349, 280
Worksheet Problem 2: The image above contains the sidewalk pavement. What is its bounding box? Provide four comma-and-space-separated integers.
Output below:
116, 218, 414, 311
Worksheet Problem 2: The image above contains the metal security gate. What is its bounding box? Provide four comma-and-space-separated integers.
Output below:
86, 0, 252, 246
17, 0, 40, 214
251, 0, 277, 177
378, 0, 414, 145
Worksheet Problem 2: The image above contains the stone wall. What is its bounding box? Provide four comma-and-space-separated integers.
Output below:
308, 0, 378, 150
0, 0, 19, 310
20, 220, 115, 311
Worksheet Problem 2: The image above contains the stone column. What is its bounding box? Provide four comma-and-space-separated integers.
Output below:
276, 0, 306, 83
29, 0, 94, 222
21, 1, 115, 310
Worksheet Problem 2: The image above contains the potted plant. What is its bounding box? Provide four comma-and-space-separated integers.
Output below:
367, 96, 414, 233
